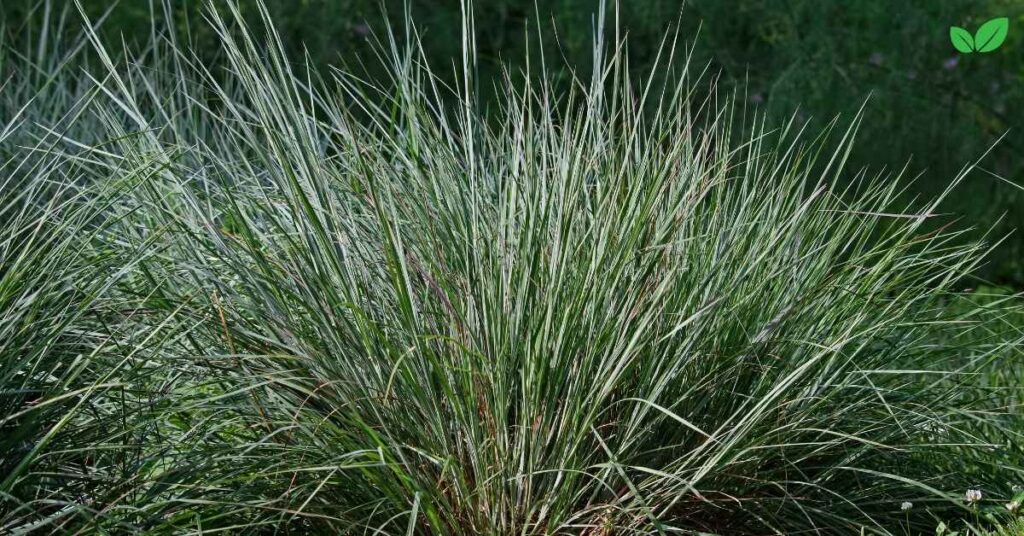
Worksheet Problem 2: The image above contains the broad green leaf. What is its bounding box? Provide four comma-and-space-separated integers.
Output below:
949, 26, 975, 53
975, 17, 1009, 52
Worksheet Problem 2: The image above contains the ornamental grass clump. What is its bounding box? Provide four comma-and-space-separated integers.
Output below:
1, 1, 1022, 534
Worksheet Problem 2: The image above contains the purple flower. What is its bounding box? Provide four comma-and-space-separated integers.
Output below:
943, 56, 959, 70
869, 52, 884, 66
750, 93, 764, 104
353, 22, 371, 38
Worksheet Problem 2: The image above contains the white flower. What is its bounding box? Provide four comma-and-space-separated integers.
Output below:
1013, 484, 1023, 493
965, 489, 982, 504
900, 501, 913, 511
1007, 500, 1021, 514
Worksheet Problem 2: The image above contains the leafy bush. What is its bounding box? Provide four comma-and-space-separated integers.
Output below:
1, 3, 1022, 534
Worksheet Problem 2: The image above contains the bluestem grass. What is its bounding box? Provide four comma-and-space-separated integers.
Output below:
0, 1, 1022, 533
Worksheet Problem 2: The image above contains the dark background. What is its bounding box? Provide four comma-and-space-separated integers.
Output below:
4, 0, 1023, 285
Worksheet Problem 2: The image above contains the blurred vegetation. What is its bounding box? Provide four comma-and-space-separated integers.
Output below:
4, 0, 1024, 284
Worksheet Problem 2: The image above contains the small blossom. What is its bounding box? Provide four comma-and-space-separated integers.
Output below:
750, 93, 764, 105
1012, 484, 1023, 493
966, 489, 982, 504
900, 501, 913, 511
869, 52, 884, 66
944, 57, 959, 70
1007, 500, 1020, 514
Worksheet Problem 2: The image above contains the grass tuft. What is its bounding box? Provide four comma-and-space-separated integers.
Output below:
1, 1, 1022, 534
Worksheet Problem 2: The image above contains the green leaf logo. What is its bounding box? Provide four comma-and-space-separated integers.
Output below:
975, 17, 1009, 52
950, 17, 1009, 53
950, 26, 975, 53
